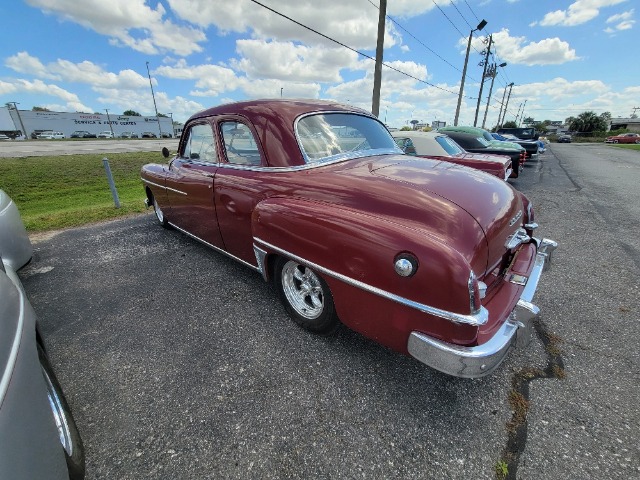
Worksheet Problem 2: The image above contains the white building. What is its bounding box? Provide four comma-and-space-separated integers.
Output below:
0, 106, 174, 138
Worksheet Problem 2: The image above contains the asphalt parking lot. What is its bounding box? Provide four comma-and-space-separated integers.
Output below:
19, 143, 640, 479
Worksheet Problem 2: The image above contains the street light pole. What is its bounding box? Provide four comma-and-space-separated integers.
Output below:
454, 19, 487, 126
168, 112, 174, 137
481, 62, 507, 129
146, 61, 163, 137
473, 34, 493, 127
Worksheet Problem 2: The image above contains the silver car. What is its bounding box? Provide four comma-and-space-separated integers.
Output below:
0, 190, 85, 479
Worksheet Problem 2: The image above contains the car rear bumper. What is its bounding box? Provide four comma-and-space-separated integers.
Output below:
407, 237, 557, 378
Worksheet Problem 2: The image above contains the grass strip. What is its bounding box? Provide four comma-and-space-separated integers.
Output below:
0, 152, 163, 231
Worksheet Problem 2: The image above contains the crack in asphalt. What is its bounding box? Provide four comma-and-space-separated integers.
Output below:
497, 319, 565, 479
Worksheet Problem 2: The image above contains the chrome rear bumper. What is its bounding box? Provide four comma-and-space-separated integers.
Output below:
407, 238, 557, 378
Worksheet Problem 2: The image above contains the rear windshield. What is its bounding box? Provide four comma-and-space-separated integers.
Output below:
435, 136, 464, 155
296, 113, 401, 163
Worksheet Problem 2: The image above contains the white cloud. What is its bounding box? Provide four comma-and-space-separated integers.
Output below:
604, 9, 635, 32
0, 78, 93, 112
231, 40, 359, 83
606, 8, 634, 22
167, 0, 401, 50
536, 0, 627, 27
477, 29, 579, 66
154, 59, 240, 97
26, 0, 206, 55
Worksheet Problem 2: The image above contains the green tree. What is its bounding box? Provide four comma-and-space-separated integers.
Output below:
566, 111, 609, 132
32, 106, 50, 111
123, 110, 141, 116
502, 121, 518, 128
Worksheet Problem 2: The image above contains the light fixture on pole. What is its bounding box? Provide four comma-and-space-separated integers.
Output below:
146, 61, 163, 137
454, 19, 487, 126
481, 62, 507, 129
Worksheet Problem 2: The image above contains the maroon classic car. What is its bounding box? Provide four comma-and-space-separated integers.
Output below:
141, 100, 556, 378
604, 132, 640, 144
391, 130, 513, 180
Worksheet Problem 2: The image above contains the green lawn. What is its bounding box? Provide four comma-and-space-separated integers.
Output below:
0, 152, 162, 231
610, 144, 640, 151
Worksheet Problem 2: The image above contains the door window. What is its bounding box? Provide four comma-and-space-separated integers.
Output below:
182, 123, 217, 163
220, 122, 262, 166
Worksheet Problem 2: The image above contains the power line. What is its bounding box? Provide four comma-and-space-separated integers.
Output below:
449, 0, 473, 30
464, 0, 480, 22
366, 0, 478, 82
431, 0, 466, 38
248, 0, 477, 99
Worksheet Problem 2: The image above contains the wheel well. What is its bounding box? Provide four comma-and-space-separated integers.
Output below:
145, 187, 154, 205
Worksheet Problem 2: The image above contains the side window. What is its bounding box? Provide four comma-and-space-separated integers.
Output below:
220, 121, 262, 166
182, 123, 216, 162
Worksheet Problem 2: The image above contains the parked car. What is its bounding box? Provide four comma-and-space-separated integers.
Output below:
557, 134, 572, 143
491, 132, 539, 158
160, 132, 173, 138
391, 130, 513, 180
496, 127, 539, 141
96, 131, 114, 138
604, 132, 640, 144
70, 130, 96, 138
141, 131, 157, 138
141, 100, 557, 378
0, 190, 85, 479
435, 129, 525, 178
38, 131, 66, 139
440, 125, 533, 160
120, 131, 139, 138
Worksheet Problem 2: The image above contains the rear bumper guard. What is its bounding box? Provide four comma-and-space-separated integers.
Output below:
407, 238, 557, 378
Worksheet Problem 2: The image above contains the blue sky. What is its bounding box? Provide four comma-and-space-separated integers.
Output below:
1, 0, 637, 128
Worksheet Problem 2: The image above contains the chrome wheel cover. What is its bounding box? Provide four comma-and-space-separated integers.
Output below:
153, 198, 164, 223
41, 366, 74, 457
281, 260, 325, 320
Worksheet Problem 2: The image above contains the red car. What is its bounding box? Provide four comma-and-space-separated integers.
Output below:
605, 132, 640, 144
141, 100, 556, 378
391, 130, 513, 180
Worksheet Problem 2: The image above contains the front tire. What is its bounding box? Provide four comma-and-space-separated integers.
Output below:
274, 257, 339, 335
38, 345, 85, 480
152, 196, 170, 228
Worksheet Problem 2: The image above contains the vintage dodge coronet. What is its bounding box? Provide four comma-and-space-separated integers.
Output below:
141, 100, 556, 378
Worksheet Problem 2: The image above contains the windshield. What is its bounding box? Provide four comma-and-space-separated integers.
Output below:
435, 136, 464, 155
296, 113, 401, 163
476, 136, 490, 147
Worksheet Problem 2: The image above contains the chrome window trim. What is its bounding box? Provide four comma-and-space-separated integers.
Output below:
141, 178, 187, 196
254, 237, 489, 326
169, 223, 260, 272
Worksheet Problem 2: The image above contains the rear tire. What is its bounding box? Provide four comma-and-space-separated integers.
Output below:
38, 344, 85, 480
274, 257, 339, 335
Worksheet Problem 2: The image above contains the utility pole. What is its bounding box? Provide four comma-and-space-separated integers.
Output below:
481, 62, 506, 129
7, 102, 27, 138
105, 109, 115, 137
371, 0, 387, 117
146, 61, 163, 137
473, 34, 492, 127
500, 83, 515, 127
454, 19, 487, 126
518, 99, 528, 126
496, 82, 513, 128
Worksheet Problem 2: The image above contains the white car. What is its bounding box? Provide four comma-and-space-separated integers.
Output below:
97, 131, 114, 138
37, 131, 66, 139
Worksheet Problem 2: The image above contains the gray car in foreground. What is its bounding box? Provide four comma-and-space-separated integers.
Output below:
0, 190, 85, 479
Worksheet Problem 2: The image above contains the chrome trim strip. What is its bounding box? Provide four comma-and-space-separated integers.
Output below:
253, 245, 268, 281
0, 266, 26, 402
169, 223, 260, 272
141, 178, 188, 196
254, 237, 489, 326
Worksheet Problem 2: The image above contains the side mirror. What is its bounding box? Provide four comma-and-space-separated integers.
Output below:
162, 147, 170, 158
